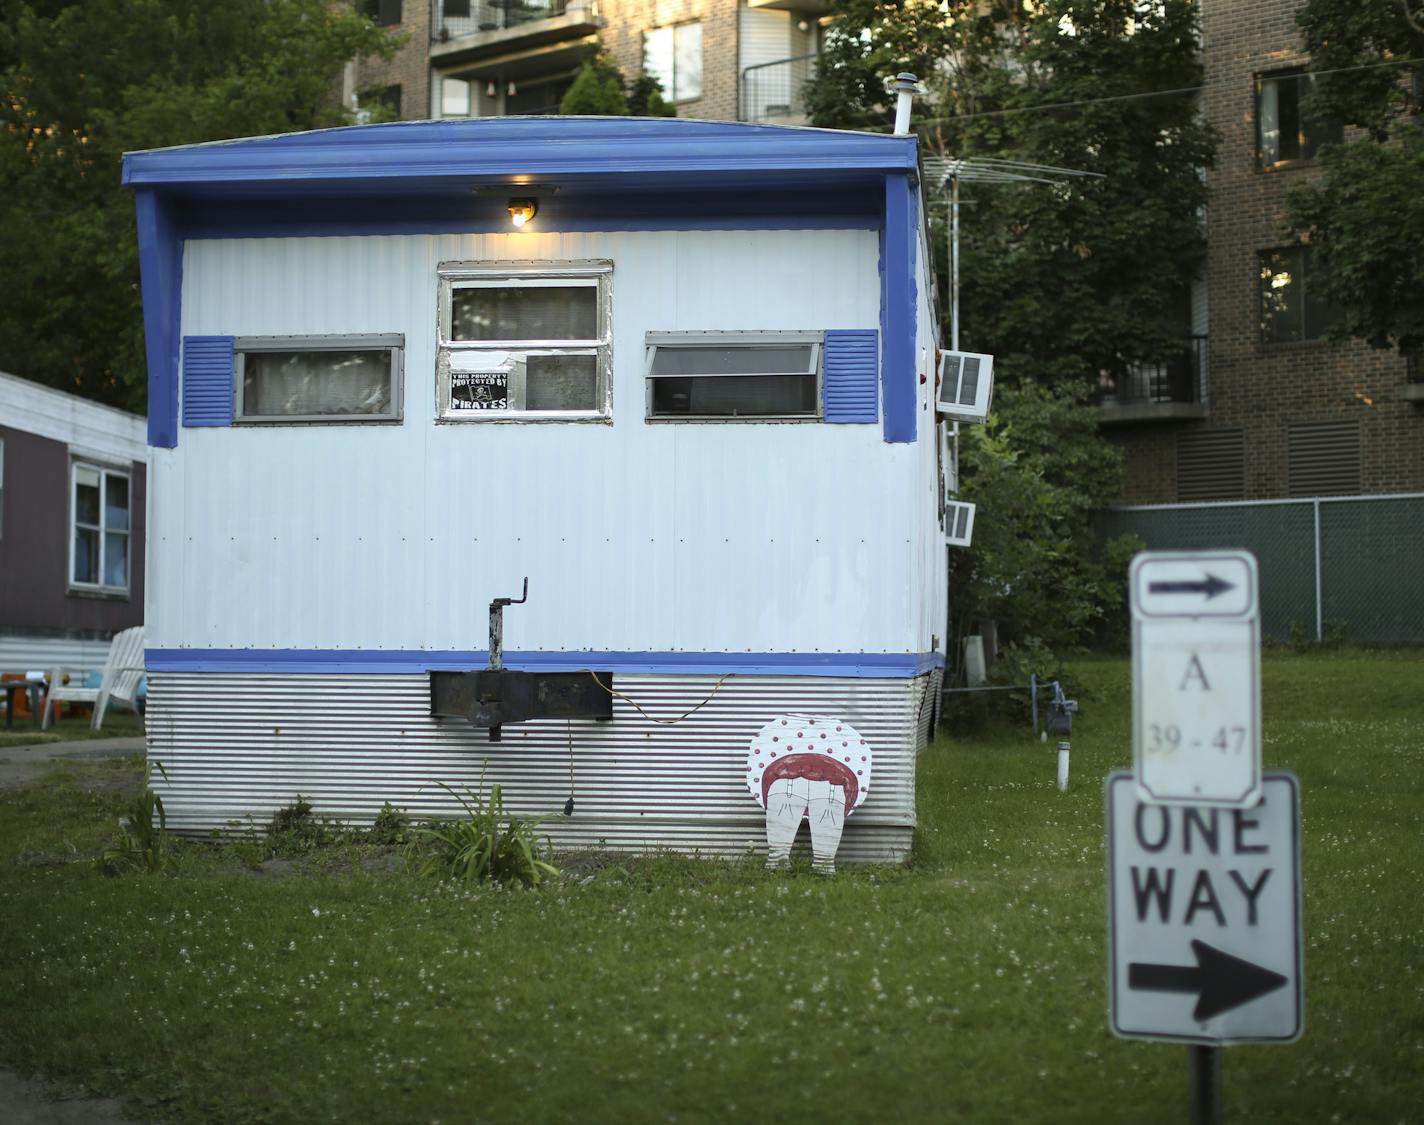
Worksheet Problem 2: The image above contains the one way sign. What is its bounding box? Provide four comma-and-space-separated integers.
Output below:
1107, 771, 1303, 1044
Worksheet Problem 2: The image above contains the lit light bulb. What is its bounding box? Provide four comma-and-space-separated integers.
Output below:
507, 199, 537, 228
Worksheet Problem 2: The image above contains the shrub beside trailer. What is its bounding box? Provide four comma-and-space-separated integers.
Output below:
123, 116, 984, 863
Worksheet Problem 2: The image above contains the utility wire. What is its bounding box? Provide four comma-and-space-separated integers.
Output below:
902, 54, 1423, 127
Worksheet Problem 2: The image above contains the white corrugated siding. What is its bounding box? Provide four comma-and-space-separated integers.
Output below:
160, 230, 924, 657
0, 633, 114, 675
146, 672, 929, 863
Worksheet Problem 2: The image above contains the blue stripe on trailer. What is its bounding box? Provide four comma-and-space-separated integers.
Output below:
145, 649, 946, 677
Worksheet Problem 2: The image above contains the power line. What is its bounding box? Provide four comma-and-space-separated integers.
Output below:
907, 54, 1423, 127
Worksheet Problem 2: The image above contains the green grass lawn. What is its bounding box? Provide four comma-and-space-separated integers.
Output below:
0, 652, 1419, 1123
0, 709, 145, 748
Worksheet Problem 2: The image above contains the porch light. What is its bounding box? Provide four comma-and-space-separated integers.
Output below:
508, 198, 537, 228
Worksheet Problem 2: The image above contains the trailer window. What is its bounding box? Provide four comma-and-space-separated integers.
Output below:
234, 335, 403, 423
70, 461, 130, 594
644, 332, 821, 421
437, 262, 612, 421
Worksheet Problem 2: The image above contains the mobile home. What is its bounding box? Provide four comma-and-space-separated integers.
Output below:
124, 117, 951, 862
0, 372, 146, 676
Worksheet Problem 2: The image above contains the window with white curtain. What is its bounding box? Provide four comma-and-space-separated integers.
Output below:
436, 262, 612, 420
235, 335, 403, 422
70, 461, 129, 594
643, 22, 703, 102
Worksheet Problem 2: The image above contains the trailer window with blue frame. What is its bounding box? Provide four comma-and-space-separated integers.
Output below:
437, 262, 613, 421
234, 334, 404, 423
644, 331, 822, 421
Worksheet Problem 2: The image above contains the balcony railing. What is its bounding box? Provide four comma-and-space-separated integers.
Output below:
740, 53, 817, 123
1096, 335, 1207, 409
434, 0, 572, 40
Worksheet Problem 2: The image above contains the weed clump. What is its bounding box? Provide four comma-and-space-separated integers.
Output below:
99, 760, 173, 875
368, 801, 410, 846
410, 783, 557, 888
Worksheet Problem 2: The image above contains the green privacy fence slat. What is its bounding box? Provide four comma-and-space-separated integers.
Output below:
1096, 495, 1424, 643
1320, 498, 1424, 642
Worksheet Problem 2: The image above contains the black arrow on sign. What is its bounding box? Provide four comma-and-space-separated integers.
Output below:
1147, 573, 1235, 600
1128, 940, 1288, 1021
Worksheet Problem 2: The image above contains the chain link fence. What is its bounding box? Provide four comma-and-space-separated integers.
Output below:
1096, 494, 1424, 643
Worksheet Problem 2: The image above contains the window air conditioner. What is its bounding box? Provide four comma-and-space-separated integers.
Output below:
945, 500, 976, 548
936, 350, 994, 422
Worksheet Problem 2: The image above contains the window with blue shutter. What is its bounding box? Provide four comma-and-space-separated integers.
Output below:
181, 336, 234, 427
823, 329, 879, 423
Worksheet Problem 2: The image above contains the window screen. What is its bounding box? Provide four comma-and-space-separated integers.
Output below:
235, 336, 403, 422
645, 333, 821, 420
451, 284, 598, 342
437, 263, 612, 420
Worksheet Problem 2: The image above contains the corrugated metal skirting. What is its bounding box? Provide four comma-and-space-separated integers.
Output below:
146, 673, 931, 864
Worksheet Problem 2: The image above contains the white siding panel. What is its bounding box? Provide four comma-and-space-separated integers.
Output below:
0, 633, 114, 674
147, 671, 929, 863
167, 230, 917, 655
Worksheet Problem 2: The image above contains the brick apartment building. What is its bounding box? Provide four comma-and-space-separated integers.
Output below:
344, 0, 823, 127
1104, 0, 1423, 504
346, 0, 1422, 509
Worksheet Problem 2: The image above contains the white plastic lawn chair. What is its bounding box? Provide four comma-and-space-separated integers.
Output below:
41, 626, 146, 731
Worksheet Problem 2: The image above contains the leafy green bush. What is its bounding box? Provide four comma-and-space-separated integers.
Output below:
99, 760, 172, 875
558, 51, 629, 115
266, 797, 338, 855
368, 801, 410, 846
410, 783, 557, 887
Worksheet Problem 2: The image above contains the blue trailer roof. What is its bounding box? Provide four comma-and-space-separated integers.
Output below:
122, 116, 918, 192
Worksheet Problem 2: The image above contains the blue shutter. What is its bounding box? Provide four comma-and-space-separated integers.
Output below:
823, 329, 879, 423
181, 336, 234, 427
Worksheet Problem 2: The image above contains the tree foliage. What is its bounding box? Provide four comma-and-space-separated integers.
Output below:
0, 0, 397, 411
810, 0, 1208, 657
559, 49, 675, 117
1288, 0, 1424, 362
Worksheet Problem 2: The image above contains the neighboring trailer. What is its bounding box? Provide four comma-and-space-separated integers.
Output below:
0, 372, 147, 673
123, 118, 948, 861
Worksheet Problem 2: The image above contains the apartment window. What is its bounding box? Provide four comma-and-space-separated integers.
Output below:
441, 77, 472, 117
364, 0, 402, 26
71, 462, 129, 594
643, 22, 703, 102
1256, 70, 1341, 167
645, 332, 822, 420
236, 336, 404, 422
437, 262, 612, 420
1259, 247, 1337, 344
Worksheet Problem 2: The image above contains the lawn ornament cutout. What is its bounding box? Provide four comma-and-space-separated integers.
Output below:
747, 714, 872, 875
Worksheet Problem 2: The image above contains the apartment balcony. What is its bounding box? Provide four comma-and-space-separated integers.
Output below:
431, 0, 602, 71
740, 53, 817, 125
1096, 335, 1209, 424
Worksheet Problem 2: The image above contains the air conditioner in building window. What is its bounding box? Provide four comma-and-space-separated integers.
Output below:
945, 500, 976, 548
936, 350, 995, 422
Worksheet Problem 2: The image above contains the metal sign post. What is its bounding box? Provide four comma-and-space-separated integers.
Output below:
1130, 551, 1262, 807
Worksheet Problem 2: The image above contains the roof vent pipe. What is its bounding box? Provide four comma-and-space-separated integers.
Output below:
893, 73, 920, 135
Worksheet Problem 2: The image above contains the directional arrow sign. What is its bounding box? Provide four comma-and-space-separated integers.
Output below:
1129, 940, 1288, 1021
1146, 574, 1236, 601
1107, 771, 1303, 1044
1131, 550, 1261, 807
